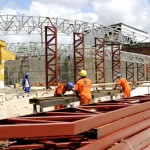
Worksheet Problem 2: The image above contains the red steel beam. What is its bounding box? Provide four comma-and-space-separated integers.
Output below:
146, 64, 150, 81
137, 63, 145, 81
45, 21, 58, 88
77, 118, 150, 150
111, 43, 121, 82
95, 110, 150, 139
95, 38, 106, 83
142, 144, 150, 150
126, 62, 134, 83
108, 128, 150, 150
9, 141, 93, 149
73, 32, 85, 82
0, 101, 149, 139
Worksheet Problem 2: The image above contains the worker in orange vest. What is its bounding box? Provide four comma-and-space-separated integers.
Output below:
54, 81, 74, 110
113, 74, 131, 98
74, 70, 92, 105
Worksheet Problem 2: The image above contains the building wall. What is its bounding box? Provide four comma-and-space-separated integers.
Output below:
4, 55, 145, 86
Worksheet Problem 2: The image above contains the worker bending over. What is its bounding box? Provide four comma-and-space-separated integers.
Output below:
54, 81, 74, 110
74, 70, 92, 105
113, 74, 131, 98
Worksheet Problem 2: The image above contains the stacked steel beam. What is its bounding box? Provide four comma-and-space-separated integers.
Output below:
0, 95, 150, 149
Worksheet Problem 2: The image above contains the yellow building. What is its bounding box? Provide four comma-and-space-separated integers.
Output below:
0, 40, 15, 88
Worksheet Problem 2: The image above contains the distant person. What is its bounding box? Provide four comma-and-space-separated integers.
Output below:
74, 70, 92, 105
113, 74, 131, 98
22, 73, 30, 94
54, 81, 74, 110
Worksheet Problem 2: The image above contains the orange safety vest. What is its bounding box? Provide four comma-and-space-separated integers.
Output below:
74, 78, 92, 105
54, 83, 67, 96
54, 83, 67, 109
116, 77, 131, 98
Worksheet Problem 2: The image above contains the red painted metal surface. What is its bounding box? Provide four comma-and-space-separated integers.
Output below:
0, 95, 150, 149
0, 101, 149, 139
111, 43, 121, 82
146, 64, 150, 81
95, 38, 106, 83
78, 119, 150, 150
95, 110, 150, 139
45, 18, 58, 88
73, 32, 85, 82
8, 135, 94, 149
142, 144, 150, 150
137, 63, 145, 81
108, 128, 150, 150
126, 62, 134, 83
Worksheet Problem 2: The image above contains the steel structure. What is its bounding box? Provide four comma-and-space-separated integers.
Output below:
146, 64, 150, 81
111, 43, 121, 82
45, 25, 58, 87
73, 32, 85, 82
1, 14, 150, 85
126, 62, 135, 82
0, 94, 150, 149
95, 38, 105, 83
0, 15, 148, 43
137, 63, 145, 81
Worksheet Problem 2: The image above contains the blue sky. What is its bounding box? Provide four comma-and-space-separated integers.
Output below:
0, 0, 150, 34
0, 0, 32, 9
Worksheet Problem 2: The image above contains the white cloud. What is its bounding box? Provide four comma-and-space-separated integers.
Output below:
0, 0, 150, 44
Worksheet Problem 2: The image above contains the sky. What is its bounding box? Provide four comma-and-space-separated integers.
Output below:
0, 0, 150, 43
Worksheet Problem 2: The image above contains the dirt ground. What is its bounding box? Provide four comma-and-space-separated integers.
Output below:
0, 88, 56, 119
0, 84, 149, 120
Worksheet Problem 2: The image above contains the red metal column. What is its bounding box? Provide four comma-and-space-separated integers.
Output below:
45, 26, 58, 88
95, 38, 105, 83
111, 43, 121, 82
137, 63, 145, 81
126, 62, 134, 83
73, 32, 85, 82
146, 64, 150, 81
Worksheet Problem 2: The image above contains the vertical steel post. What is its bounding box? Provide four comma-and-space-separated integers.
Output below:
73, 32, 84, 83
95, 38, 105, 83
111, 43, 121, 82
126, 62, 134, 83
146, 64, 150, 81
45, 26, 58, 88
137, 63, 145, 81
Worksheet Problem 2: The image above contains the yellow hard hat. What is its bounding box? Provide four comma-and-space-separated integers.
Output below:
79, 70, 87, 77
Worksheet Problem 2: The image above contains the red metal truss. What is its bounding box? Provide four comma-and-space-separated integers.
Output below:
45, 24, 58, 88
146, 64, 150, 81
73, 32, 85, 82
95, 38, 106, 83
111, 43, 121, 82
0, 100, 150, 139
126, 62, 134, 83
137, 63, 145, 81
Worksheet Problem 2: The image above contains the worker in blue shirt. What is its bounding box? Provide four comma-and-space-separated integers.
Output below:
22, 73, 30, 94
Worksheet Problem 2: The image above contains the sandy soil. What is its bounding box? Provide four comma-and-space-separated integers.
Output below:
0, 84, 149, 120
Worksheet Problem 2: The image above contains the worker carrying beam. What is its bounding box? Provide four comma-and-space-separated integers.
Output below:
54, 81, 74, 110
113, 74, 131, 98
74, 70, 92, 105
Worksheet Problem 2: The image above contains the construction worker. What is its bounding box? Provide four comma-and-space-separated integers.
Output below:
22, 72, 30, 94
113, 74, 131, 98
54, 81, 74, 110
74, 70, 92, 105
